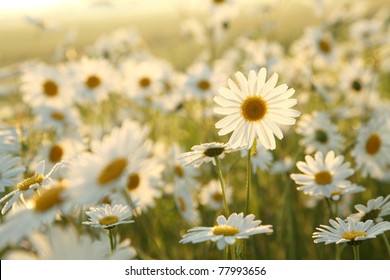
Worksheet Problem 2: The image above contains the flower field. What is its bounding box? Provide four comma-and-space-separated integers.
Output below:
0, 0, 389, 260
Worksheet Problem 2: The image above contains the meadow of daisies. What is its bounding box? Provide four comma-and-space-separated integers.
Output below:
0, 0, 390, 260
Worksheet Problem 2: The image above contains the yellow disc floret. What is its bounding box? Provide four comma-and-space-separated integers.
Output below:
213, 225, 239, 236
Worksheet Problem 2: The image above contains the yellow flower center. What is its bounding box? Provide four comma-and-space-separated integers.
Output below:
97, 158, 127, 185
42, 80, 58, 97
139, 77, 151, 88
241, 96, 268, 122
17, 174, 45, 191
318, 39, 331, 54
50, 112, 65, 121
212, 192, 223, 202
127, 173, 140, 191
99, 215, 119, 226
33, 186, 65, 212
213, 0, 225, 4
49, 144, 64, 163
85, 75, 101, 89
175, 165, 184, 177
177, 196, 186, 212
365, 134, 381, 155
342, 230, 367, 241
213, 225, 239, 236
197, 80, 210, 91
314, 171, 332, 185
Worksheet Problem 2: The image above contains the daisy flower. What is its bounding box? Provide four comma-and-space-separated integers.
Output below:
69, 57, 120, 103
338, 59, 380, 112
177, 142, 238, 168
180, 212, 273, 250
0, 154, 25, 193
351, 117, 390, 180
200, 179, 232, 211
83, 204, 134, 229
19, 61, 74, 108
0, 180, 75, 250
31, 136, 86, 176
121, 58, 165, 105
313, 217, 390, 245
174, 182, 200, 225
164, 143, 200, 193
296, 111, 345, 154
66, 120, 151, 206
125, 157, 164, 211
4, 226, 136, 260
290, 151, 355, 198
214, 68, 300, 150
33, 105, 81, 134
349, 195, 390, 223
0, 160, 63, 214
184, 61, 226, 102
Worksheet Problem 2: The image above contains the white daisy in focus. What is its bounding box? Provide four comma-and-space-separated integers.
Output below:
174, 182, 200, 225
290, 151, 354, 198
351, 117, 390, 180
214, 68, 300, 150
0, 160, 63, 214
313, 217, 390, 245
4, 226, 136, 260
0, 154, 25, 193
200, 179, 232, 211
296, 111, 345, 154
177, 142, 238, 168
349, 195, 390, 223
83, 204, 134, 229
180, 212, 273, 250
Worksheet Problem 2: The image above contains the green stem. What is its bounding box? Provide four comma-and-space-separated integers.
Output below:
215, 157, 230, 216
230, 245, 236, 260
325, 198, 334, 218
381, 233, 390, 258
108, 227, 115, 253
335, 244, 341, 260
243, 146, 254, 260
223, 246, 228, 260
352, 245, 360, 260
245, 148, 253, 215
